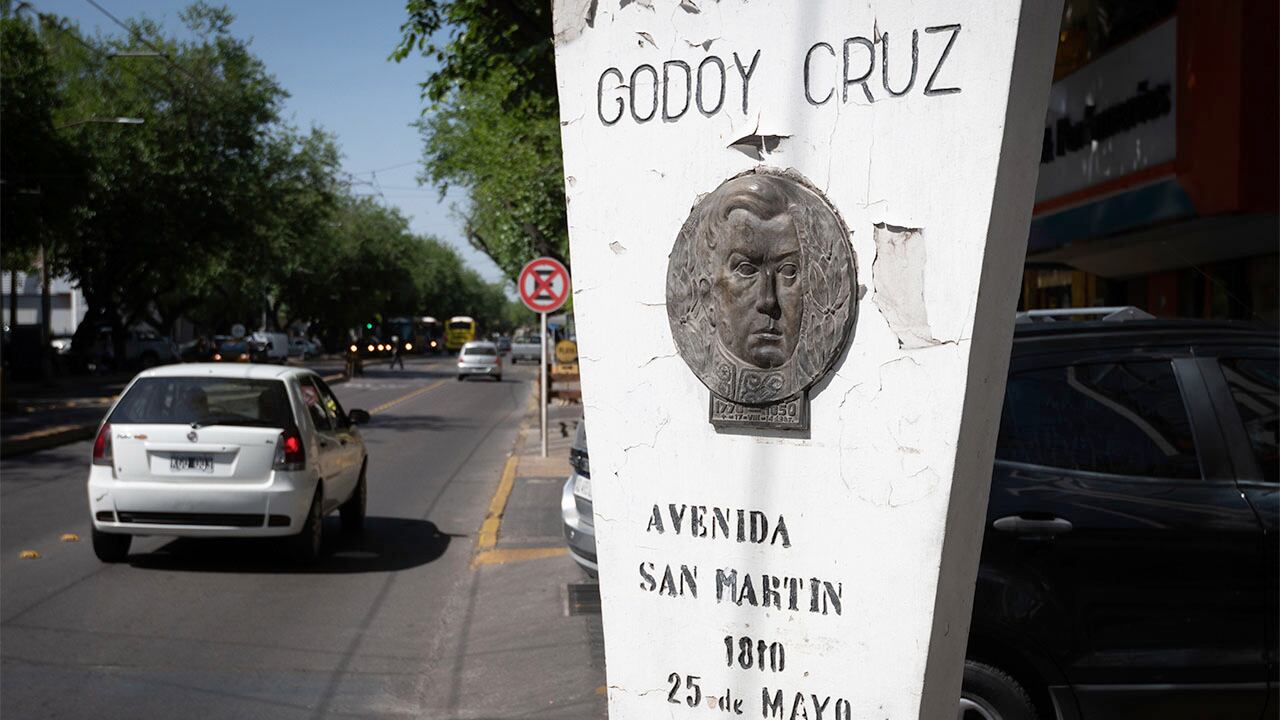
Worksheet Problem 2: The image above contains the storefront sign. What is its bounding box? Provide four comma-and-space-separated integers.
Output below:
553, 1, 1060, 717
1036, 19, 1176, 205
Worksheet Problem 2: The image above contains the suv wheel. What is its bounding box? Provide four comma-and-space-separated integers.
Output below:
959, 661, 1039, 720
291, 489, 323, 563
92, 528, 131, 563
340, 466, 367, 533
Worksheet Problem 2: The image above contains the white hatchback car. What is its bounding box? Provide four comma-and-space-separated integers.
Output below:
87, 364, 370, 563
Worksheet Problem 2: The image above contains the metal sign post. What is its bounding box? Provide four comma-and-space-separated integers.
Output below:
517, 257, 572, 459
540, 310, 548, 457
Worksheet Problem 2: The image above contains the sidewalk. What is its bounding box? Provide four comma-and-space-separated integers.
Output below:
0, 357, 350, 457
424, 397, 607, 719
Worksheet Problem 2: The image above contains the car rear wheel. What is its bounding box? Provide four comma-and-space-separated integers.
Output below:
340, 466, 367, 533
92, 527, 131, 563
494, 374, 502, 382
291, 489, 323, 563
959, 661, 1039, 720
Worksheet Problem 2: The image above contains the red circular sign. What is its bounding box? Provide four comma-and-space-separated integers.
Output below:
518, 257, 571, 314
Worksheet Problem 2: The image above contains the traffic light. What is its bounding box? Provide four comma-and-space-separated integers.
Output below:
365, 322, 374, 330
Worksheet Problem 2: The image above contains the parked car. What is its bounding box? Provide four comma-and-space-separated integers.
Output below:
87, 364, 371, 563
288, 336, 320, 360
560, 422, 594, 575
457, 340, 503, 381
251, 331, 289, 364
562, 316, 1279, 719
510, 334, 542, 364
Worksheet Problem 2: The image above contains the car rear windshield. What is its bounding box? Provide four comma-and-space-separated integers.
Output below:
463, 346, 496, 356
110, 377, 292, 428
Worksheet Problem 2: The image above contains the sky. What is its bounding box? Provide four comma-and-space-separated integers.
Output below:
33, 0, 508, 286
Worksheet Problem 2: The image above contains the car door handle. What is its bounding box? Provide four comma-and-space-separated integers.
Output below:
992, 515, 1073, 537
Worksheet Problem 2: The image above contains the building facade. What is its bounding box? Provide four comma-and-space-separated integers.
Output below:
1023, 0, 1277, 324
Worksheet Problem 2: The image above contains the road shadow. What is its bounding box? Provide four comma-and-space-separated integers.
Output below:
125, 516, 457, 574
364, 413, 473, 433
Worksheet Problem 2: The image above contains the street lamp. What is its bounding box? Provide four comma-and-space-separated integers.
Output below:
56, 117, 145, 130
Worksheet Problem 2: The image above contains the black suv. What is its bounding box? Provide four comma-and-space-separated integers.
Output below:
966, 318, 1277, 719
564, 317, 1278, 719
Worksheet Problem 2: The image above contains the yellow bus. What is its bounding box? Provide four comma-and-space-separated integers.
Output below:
445, 316, 476, 351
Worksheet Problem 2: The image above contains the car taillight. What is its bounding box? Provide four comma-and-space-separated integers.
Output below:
93, 423, 113, 466
273, 431, 305, 471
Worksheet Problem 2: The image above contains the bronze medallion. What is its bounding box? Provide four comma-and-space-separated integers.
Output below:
666, 167, 857, 432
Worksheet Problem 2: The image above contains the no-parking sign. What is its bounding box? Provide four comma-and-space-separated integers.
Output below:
518, 257, 570, 314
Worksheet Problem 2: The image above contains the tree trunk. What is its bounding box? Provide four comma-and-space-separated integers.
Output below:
7, 269, 17, 328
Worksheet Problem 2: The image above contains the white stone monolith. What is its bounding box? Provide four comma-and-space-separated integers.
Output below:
552, 2, 1061, 717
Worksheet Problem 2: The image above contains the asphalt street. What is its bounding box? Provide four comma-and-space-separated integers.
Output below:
0, 356, 605, 719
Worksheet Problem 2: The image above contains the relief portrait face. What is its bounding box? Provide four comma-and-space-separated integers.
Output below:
667, 168, 858, 417
711, 209, 803, 369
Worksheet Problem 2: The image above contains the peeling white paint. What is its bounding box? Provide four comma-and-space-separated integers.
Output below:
872, 223, 940, 349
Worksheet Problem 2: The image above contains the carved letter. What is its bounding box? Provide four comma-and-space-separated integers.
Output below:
804, 42, 835, 106
881, 30, 919, 97
597, 67, 625, 125
629, 64, 659, 122
696, 55, 727, 115
662, 60, 692, 121
924, 25, 962, 96
842, 37, 874, 103
732, 49, 761, 114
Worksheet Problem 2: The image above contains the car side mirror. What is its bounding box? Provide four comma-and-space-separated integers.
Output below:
348, 409, 371, 426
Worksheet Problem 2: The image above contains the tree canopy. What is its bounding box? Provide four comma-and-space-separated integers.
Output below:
2, 2, 515, 351
393, 0, 568, 281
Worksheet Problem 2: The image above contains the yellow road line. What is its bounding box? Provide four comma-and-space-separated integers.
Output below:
369, 379, 446, 415
477, 456, 519, 551
472, 546, 568, 567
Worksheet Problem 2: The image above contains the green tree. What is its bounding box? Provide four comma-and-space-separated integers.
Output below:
393, 0, 567, 280
0, 8, 87, 275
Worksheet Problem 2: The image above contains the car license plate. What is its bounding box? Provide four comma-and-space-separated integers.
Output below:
573, 473, 592, 501
170, 454, 214, 473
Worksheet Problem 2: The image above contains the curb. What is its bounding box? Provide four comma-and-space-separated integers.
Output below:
0, 371, 351, 459
0, 423, 98, 458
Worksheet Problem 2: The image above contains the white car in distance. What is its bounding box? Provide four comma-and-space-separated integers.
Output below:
87, 364, 371, 563
456, 341, 503, 381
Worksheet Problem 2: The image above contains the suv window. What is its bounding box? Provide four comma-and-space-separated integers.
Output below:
1221, 357, 1279, 483
998, 360, 1201, 478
